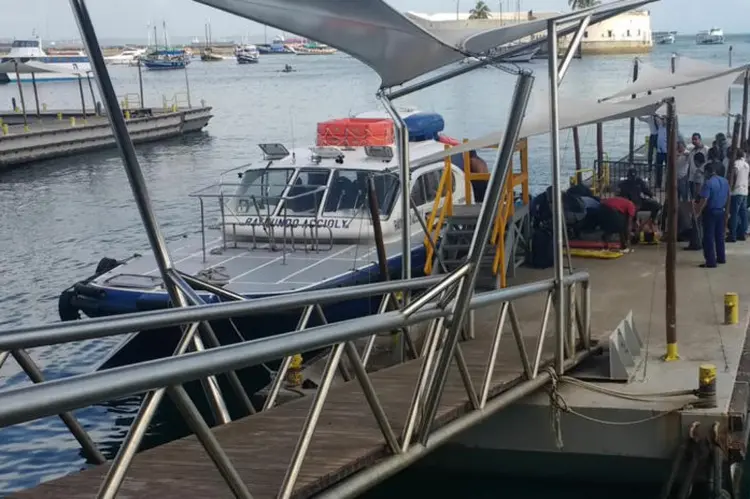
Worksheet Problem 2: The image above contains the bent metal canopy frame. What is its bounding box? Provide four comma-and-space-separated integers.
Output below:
193, 0, 657, 89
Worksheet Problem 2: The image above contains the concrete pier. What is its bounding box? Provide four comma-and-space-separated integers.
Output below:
419, 244, 750, 484
0, 107, 212, 170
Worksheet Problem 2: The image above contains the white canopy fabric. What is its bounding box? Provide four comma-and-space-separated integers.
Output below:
600, 58, 749, 101
411, 95, 665, 168
0, 59, 82, 75
193, 0, 658, 88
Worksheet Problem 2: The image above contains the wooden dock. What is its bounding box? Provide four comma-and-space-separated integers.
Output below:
13, 268, 577, 499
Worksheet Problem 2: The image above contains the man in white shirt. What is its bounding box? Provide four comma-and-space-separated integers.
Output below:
688, 133, 709, 200
728, 149, 749, 242
676, 140, 690, 201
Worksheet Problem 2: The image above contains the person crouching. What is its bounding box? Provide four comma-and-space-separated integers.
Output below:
597, 196, 636, 252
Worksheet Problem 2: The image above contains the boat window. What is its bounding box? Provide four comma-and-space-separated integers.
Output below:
12, 40, 40, 48
234, 168, 294, 215
412, 168, 446, 206
279, 168, 330, 216
323, 170, 399, 217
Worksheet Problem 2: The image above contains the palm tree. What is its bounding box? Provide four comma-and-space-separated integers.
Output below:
568, 0, 601, 10
468, 1, 491, 19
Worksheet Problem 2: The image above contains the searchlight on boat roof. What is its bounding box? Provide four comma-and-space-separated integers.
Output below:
258, 143, 290, 161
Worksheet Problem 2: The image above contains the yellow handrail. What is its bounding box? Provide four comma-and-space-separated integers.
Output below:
423, 138, 530, 286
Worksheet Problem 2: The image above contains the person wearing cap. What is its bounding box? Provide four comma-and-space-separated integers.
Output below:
617, 167, 661, 221
695, 162, 730, 267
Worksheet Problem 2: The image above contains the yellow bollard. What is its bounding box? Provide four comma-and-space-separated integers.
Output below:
57, 112, 62, 121
42, 103, 47, 111
725, 293, 739, 325
696, 364, 717, 408
1, 124, 8, 135
172, 104, 178, 112
23, 124, 29, 133
286, 354, 303, 387
125, 110, 131, 120
70, 117, 76, 127
13, 107, 19, 113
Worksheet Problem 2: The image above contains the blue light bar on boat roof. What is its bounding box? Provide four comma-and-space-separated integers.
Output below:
403, 112, 445, 142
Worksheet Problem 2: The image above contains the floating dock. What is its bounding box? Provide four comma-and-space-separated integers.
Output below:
0, 106, 212, 171
15, 242, 748, 497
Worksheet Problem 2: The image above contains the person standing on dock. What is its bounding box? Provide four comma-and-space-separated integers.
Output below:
638, 115, 660, 170
688, 133, 709, 200
695, 163, 730, 267
727, 149, 749, 242
676, 140, 691, 202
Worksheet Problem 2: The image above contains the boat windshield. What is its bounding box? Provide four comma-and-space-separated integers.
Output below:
323, 169, 399, 217
278, 168, 330, 216
235, 168, 295, 215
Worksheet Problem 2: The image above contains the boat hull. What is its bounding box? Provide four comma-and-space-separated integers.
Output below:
1, 71, 91, 83
59, 246, 427, 414
237, 55, 259, 64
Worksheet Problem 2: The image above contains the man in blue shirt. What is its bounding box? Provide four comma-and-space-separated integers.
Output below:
696, 163, 730, 268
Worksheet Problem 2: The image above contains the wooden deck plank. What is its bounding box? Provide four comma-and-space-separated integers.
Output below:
13, 291, 557, 499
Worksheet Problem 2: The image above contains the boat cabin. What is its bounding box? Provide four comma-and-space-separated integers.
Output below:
190, 110, 469, 247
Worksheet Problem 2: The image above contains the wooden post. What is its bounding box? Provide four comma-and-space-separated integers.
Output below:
77, 74, 87, 119
664, 98, 678, 361
12, 60, 28, 129
628, 58, 639, 163
573, 126, 582, 184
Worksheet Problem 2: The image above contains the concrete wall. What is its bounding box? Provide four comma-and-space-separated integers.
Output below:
564, 10, 653, 55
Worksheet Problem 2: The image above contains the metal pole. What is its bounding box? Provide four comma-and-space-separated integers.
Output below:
166, 385, 253, 498
12, 61, 28, 128
557, 16, 590, 82
66, 1, 228, 495
183, 63, 192, 109
727, 45, 733, 137
30, 72, 40, 118
77, 74, 87, 119
137, 58, 144, 109
416, 71, 534, 444
629, 58, 639, 163
547, 20, 566, 375
664, 98, 678, 361
12, 349, 105, 464
741, 70, 749, 146
86, 73, 97, 115
380, 96, 411, 298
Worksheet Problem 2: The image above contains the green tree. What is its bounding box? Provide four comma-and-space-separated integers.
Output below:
468, 1, 491, 19
568, 0, 601, 10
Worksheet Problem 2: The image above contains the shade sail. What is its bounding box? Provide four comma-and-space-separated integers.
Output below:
194, 0, 658, 88
601, 58, 749, 101
411, 95, 665, 168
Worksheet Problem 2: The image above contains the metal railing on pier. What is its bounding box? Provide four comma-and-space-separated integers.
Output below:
0, 269, 592, 498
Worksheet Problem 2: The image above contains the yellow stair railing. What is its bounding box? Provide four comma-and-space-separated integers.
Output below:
423, 138, 530, 285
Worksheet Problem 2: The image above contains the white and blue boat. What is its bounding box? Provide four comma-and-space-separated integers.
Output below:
0, 37, 91, 83
142, 49, 190, 70
58, 109, 468, 392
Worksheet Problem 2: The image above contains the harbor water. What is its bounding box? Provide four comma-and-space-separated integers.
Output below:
0, 35, 749, 495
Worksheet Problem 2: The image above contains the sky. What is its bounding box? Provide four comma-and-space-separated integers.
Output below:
0, 0, 741, 42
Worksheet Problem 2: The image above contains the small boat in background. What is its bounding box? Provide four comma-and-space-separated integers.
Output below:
0, 36, 91, 83
294, 42, 336, 55
200, 21, 225, 61
257, 35, 296, 54
142, 50, 190, 70
236, 44, 260, 64
696, 28, 724, 45
654, 31, 676, 45
105, 47, 147, 65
